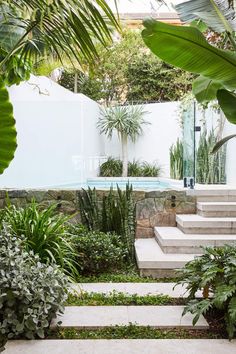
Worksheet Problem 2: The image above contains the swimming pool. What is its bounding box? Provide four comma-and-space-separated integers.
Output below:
52, 178, 183, 191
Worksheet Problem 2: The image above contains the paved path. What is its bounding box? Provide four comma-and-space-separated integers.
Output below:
5, 339, 236, 354
51, 306, 208, 329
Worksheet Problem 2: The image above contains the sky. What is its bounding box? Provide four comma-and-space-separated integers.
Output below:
107, 0, 182, 13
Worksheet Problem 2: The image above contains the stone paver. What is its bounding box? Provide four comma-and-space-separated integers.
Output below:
71, 282, 203, 298
5, 339, 236, 354
51, 306, 208, 329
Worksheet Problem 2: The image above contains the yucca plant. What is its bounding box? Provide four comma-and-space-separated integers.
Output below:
98, 104, 149, 177
3, 201, 79, 279
170, 139, 183, 180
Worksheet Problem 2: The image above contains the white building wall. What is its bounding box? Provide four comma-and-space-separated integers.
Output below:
0, 76, 103, 188
103, 102, 182, 177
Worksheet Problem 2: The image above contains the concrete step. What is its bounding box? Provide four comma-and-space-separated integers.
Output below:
51, 305, 208, 329
5, 339, 236, 354
176, 214, 236, 234
155, 227, 236, 254
135, 239, 195, 277
197, 202, 236, 217
71, 282, 203, 298
187, 187, 236, 202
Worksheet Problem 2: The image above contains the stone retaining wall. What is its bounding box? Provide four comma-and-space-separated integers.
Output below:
0, 189, 196, 237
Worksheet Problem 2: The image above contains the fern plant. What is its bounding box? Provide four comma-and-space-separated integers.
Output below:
176, 245, 236, 339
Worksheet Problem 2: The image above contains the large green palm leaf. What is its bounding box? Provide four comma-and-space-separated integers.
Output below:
175, 0, 236, 33
0, 81, 17, 174
2, 0, 120, 65
142, 19, 236, 89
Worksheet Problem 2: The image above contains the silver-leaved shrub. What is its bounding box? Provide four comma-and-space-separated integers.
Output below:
0, 228, 69, 344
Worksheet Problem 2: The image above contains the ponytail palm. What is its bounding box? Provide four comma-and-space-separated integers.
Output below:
98, 105, 149, 177
0, 0, 120, 175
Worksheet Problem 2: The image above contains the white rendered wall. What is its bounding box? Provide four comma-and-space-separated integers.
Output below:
0, 76, 103, 188
103, 102, 182, 177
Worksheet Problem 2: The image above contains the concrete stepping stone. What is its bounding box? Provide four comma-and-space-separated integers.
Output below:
51, 306, 208, 329
71, 282, 203, 298
5, 339, 236, 354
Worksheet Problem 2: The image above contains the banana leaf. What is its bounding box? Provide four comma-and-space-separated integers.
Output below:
0, 81, 17, 174
217, 89, 236, 124
193, 76, 223, 103
212, 134, 236, 153
142, 19, 236, 89
175, 0, 236, 33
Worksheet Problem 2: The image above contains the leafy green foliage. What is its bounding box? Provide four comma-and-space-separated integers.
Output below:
0, 80, 17, 174
170, 129, 226, 183
141, 4, 236, 151
59, 30, 193, 104
3, 201, 79, 279
170, 139, 183, 180
67, 291, 170, 306
78, 184, 135, 261
99, 158, 162, 177
70, 228, 127, 274
100, 157, 123, 177
0, 228, 68, 344
177, 245, 236, 339
196, 129, 226, 184
142, 19, 236, 89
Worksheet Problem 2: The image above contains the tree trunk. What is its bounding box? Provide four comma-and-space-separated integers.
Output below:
74, 73, 78, 93
121, 134, 128, 177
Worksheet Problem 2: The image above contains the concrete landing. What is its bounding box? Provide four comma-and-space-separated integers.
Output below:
5, 339, 236, 354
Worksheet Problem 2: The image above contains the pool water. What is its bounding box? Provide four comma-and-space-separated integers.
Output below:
54, 178, 182, 191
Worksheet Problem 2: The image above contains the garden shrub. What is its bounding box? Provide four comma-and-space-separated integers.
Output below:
177, 245, 236, 339
71, 227, 127, 274
99, 157, 122, 177
3, 201, 79, 279
99, 157, 162, 177
0, 228, 68, 346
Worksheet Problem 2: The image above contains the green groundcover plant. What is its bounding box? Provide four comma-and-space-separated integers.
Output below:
177, 245, 236, 339
0, 227, 68, 349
